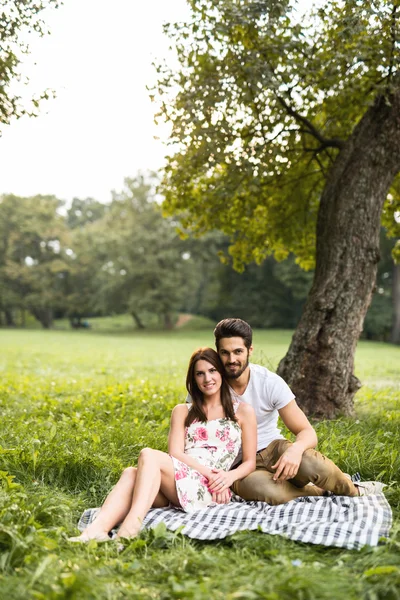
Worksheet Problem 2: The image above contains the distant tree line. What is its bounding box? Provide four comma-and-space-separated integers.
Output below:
0, 173, 397, 340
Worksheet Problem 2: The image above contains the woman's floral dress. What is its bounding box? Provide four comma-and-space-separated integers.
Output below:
170, 399, 242, 513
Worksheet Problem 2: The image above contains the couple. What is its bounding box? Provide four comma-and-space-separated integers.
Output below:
70, 318, 382, 542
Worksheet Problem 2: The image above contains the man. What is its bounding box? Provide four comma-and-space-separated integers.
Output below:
213, 318, 383, 505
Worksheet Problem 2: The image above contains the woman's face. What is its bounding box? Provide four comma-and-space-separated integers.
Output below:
194, 359, 222, 397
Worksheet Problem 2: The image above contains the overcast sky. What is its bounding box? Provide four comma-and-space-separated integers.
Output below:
0, 0, 313, 205
0, 0, 190, 204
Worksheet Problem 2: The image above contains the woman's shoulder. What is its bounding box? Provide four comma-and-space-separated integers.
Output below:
172, 403, 190, 416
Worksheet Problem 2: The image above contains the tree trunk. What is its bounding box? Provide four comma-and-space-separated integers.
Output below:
391, 262, 400, 344
163, 312, 174, 330
278, 91, 400, 418
4, 308, 15, 326
131, 311, 145, 329
31, 308, 53, 329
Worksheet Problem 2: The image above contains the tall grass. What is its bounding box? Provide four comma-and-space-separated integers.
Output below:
0, 329, 399, 599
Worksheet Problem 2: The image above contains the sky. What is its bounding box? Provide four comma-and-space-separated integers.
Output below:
0, 0, 190, 204
0, 0, 313, 206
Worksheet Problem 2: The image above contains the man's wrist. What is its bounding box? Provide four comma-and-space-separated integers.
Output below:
291, 441, 307, 453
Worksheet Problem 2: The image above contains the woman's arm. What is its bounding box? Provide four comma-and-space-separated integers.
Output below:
168, 404, 214, 479
208, 403, 257, 493
232, 402, 257, 481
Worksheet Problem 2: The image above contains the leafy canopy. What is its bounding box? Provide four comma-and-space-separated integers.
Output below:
156, 0, 400, 270
0, 0, 60, 132
0, 194, 69, 325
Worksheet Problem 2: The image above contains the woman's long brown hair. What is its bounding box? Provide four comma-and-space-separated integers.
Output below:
185, 347, 237, 427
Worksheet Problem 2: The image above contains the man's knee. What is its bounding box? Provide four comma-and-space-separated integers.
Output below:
297, 448, 330, 484
258, 439, 292, 472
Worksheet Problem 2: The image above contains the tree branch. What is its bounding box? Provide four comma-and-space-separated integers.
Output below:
275, 94, 345, 150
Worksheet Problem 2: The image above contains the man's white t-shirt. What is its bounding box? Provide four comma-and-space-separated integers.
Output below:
230, 363, 295, 453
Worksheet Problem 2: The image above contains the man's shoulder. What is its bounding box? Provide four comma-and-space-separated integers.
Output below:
250, 362, 280, 380
249, 363, 294, 407
249, 363, 290, 390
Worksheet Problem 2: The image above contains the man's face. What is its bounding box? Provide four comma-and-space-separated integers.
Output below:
217, 337, 252, 379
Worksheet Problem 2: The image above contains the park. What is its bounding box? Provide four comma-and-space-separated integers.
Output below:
0, 325, 399, 597
1, 0, 400, 598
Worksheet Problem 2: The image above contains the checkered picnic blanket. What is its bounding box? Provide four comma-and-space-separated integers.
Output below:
77, 477, 392, 550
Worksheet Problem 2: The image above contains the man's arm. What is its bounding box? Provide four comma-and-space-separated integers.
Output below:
272, 399, 317, 481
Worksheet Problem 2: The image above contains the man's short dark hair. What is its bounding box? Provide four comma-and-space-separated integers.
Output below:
214, 318, 253, 350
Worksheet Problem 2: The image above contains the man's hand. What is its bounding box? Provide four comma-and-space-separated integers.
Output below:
271, 444, 304, 481
207, 468, 234, 493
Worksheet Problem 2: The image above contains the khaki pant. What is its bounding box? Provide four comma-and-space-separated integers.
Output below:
231, 439, 358, 505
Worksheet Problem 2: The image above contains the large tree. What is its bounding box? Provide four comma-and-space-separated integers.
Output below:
0, 0, 59, 132
156, 0, 400, 418
63, 198, 109, 327
0, 194, 69, 328
92, 175, 195, 330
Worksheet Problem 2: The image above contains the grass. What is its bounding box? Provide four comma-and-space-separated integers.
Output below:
0, 328, 399, 599
20, 312, 216, 333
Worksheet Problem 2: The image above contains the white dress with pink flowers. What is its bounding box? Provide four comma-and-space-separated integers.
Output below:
170, 400, 242, 513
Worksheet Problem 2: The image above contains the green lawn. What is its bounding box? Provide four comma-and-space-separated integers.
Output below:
0, 329, 399, 599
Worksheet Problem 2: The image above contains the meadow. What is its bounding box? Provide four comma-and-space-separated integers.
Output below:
0, 327, 399, 600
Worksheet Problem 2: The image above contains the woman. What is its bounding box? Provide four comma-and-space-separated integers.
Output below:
69, 347, 257, 541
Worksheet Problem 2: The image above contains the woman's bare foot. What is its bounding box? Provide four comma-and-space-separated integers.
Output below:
116, 526, 140, 539
68, 529, 111, 543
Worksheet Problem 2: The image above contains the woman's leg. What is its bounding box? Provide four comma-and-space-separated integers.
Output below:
69, 466, 139, 541
117, 448, 179, 539
70, 448, 179, 541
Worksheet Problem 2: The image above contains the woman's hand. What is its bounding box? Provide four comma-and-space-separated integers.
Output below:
207, 468, 234, 493
211, 489, 231, 504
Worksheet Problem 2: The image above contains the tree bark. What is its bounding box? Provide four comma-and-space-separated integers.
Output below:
131, 311, 145, 329
31, 307, 53, 329
278, 91, 400, 418
391, 262, 400, 344
163, 312, 174, 330
4, 308, 15, 326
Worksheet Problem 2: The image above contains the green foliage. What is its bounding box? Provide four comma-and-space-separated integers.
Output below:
0, 0, 60, 131
0, 194, 69, 328
0, 329, 399, 598
362, 229, 397, 340
382, 178, 400, 263
210, 255, 313, 328
156, 0, 400, 270
89, 174, 198, 329
0, 179, 396, 338
66, 198, 108, 230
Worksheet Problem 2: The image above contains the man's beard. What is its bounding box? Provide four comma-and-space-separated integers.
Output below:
225, 354, 250, 380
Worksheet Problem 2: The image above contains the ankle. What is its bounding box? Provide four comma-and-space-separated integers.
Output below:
117, 527, 139, 539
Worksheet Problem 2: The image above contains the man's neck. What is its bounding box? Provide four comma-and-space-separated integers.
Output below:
228, 365, 251, 395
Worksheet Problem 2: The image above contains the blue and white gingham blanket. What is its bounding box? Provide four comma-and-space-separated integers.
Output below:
77, 477, 392, 550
